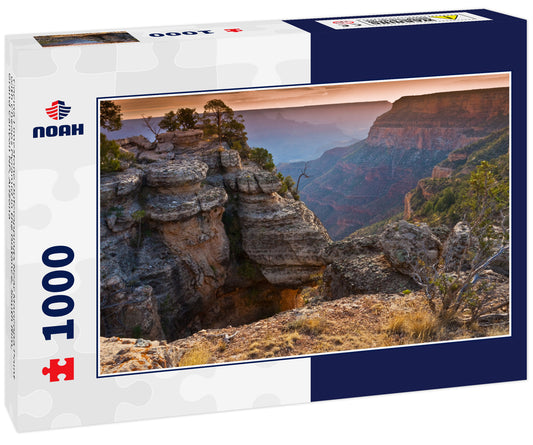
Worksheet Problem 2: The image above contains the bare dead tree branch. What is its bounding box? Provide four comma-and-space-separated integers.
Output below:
296, 162, 311, 192
141, 114, 161, 138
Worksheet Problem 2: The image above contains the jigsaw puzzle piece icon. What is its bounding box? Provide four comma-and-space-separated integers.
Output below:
42, 358, 74, 382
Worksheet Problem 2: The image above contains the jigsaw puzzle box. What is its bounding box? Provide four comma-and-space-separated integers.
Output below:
5, 9, 526, 431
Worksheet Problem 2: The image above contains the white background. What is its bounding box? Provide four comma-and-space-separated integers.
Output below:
1, 0, 531, 442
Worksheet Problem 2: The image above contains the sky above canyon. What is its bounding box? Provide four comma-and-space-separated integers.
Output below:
111, 72, 509, 119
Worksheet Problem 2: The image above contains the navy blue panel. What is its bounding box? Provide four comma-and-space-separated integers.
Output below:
286, 9, 526, 84
310, 337, 526, 401
285, 10, 527, 402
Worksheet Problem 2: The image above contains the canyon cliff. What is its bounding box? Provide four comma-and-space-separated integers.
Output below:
100, 131, 330, 341
366, 88, 509, 150
284, 87, 509, 239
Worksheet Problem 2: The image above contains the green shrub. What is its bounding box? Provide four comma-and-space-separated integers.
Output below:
277, 172, 300, 200
250, 147, 275, 171
100, 134, 133, 172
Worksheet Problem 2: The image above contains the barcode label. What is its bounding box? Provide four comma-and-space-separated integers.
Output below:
317, 12, 490, 30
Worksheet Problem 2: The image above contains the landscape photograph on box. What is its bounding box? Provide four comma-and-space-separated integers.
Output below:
98, 73, 510, 375
34, 31, 139, 47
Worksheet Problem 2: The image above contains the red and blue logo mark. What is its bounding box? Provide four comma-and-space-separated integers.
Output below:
33, 99, 83, 138
45, 100, 71, 120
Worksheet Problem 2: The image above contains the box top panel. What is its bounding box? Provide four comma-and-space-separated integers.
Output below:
5, 9, 525, 52
5, 19, 305, 51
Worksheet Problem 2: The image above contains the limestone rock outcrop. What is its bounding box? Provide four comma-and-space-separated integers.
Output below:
102, 136, 331, 340
100, 281, 164, 340
156, 129, 203, 147
100, 155, 231, 340
240, 195, 330, 286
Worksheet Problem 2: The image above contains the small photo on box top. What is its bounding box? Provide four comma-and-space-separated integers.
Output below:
98, 72, 510, 375
34, 31, 139, 47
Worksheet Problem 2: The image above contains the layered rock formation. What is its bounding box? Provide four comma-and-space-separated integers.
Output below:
100, 157, 231, 340
293, 87, 509, 239
101, 131, 330, 340
366, 88, 509, 150
230, 171, 329, 285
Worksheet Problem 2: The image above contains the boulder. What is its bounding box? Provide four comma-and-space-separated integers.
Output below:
323, 235, 380, 263
239, 196, 330, 286
323, 254, 418, 300
442, 221, 474, 271
442, 221, 508, 276
126, 135, 152, 150
155, 141, 174, 153
116, 135, 153, 151
138, 151, 170, 163
380, 220, 442, 276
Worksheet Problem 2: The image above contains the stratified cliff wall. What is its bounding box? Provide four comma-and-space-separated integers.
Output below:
298, 87, 509, 239
366, 87, 509, 150
100, 132, 330, 340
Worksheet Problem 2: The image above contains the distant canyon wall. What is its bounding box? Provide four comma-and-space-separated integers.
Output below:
292, 87, 509, 239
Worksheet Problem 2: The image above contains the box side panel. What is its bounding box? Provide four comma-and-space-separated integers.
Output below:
4, 38, 18, 430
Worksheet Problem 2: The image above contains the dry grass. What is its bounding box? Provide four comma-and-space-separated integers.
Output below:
245, 332, 301, 359
384, 310, 439, 343
286, 316, 328, 336
216, 339, 227, 353
370, 302, 385, 315
179, 342, 211, 367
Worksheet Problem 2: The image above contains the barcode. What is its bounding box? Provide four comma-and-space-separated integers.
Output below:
7, 72, 16, 380
362, 16, 435, 25
317, 12, 490, 30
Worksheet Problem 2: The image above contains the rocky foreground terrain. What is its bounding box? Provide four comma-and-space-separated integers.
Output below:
101, 281, 508, 374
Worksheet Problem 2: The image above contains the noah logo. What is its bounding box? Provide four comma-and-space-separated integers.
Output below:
45, 100, 71, 120
33, 100, 84, 139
